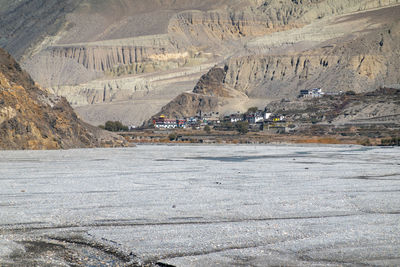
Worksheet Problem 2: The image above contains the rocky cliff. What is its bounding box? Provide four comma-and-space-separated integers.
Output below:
0, 48, 125, 149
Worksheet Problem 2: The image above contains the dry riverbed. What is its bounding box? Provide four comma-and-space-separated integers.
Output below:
1, 145, 399, 266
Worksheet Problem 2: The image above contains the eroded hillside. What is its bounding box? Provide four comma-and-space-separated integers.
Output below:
0, 0, 399, 126
157, 5, 400, 119
224, 6, 400, 97
0, 48, 125, 149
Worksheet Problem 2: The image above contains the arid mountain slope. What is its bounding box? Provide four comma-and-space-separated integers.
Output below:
267, 87, 400, 125
1, 0, 399, 126
0, 48, 124, 149
263, 87, 400, 139
0, 0, 79, 58
225, 16, 400, 98
157, 6, 400, 118
16, 0, 399, 87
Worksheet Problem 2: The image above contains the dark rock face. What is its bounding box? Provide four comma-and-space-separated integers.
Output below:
0, 48, 125, 149
193, 68, 228, 97
155, 92, 219, 119
151, 67, 233, 119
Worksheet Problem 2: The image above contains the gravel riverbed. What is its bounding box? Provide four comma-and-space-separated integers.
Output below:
0, 144, 399, 266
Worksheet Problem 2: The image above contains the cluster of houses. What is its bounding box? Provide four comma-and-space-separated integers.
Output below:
225, 111, 284, 124
151, 87, 342, 132
223, 111, 287, 132
152, 114, 220, 129
299, 88, 343, 98
152, 110, 287, 131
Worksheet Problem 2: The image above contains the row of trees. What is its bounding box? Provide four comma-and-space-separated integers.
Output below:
99, 121, 129, 132
218, 121, 249, 134
381, 137, 400, 146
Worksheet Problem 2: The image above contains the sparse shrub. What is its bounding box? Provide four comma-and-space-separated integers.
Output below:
381, 137, 400, 146
168, 133, 177, 141
345, 90, 356, 96
204, 125, 211, 134
359, 138, 371, 146
310, 117, 319, 124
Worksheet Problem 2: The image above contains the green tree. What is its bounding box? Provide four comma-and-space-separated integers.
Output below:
236, 121, 249, 134
246, 107, 258, 114
204, 125, 211, 134
221, 121, 234, 130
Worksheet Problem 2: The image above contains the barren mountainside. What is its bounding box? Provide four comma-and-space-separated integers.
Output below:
224, 18, 400, 97
0, 0, 399, 125
0, 48, 125, 149
267, 88, 400, 125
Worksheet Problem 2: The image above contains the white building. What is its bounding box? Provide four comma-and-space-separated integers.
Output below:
230, 115, 243, 123
300, 88, 324, 98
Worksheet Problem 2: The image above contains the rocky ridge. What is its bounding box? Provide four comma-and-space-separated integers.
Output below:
0, 48, 125, 149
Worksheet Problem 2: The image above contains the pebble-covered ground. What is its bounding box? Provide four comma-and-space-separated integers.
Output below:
0, 145, 399, 266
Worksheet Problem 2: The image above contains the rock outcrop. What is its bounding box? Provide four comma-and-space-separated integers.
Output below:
0, 48, 125, 149
152, 67, 244, 119
193, 67, 232, 97
154, 92, 219, 119
47, 36, 173, 72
